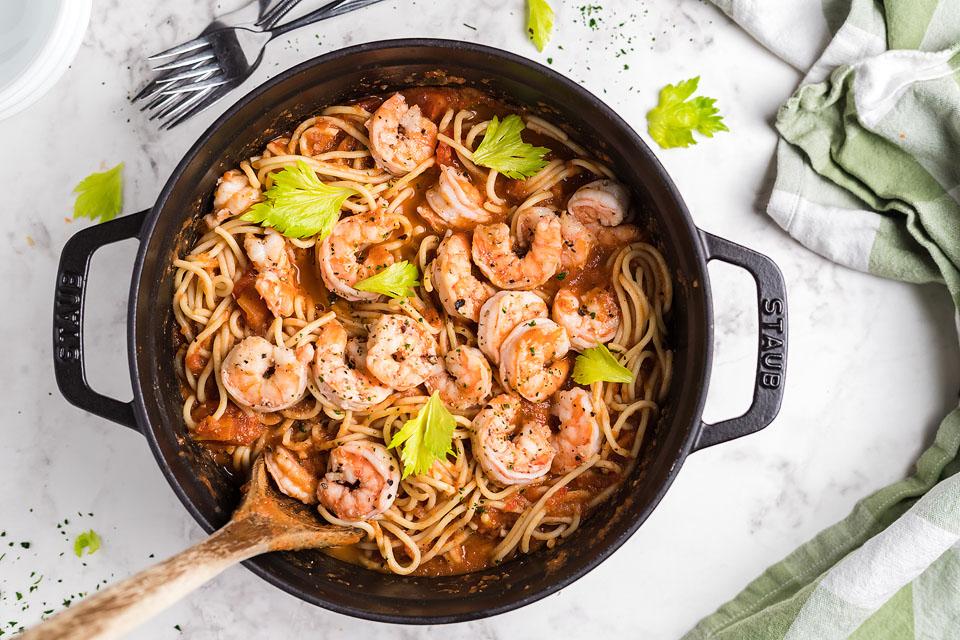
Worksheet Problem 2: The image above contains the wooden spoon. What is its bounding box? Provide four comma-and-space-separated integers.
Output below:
21, 457, 361, 640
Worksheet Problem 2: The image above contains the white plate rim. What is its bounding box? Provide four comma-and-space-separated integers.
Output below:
0, 0, 93, 121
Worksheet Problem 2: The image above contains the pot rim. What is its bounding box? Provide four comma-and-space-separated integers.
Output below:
128, 38, 714, 624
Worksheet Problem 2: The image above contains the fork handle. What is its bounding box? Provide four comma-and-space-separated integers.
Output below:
268, 0, 368, 37
256, 0, 307, 29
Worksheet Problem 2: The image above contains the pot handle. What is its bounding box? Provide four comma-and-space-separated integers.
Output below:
53, 211, 149, 431
693, 231, 787, 451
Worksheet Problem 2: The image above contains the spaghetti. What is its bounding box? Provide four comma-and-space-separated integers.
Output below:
172, 87, 672, 576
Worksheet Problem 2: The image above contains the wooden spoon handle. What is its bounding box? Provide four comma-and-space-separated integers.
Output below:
20, 518, 268, 640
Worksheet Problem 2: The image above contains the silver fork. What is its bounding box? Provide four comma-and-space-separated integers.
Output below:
135, 0, 385, 129
133, 0, 305, 105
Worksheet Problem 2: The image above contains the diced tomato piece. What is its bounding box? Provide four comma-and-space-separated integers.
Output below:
503, 494, 530, 514
335, 135, 358, 153
185, 348, 208, 375
436, 141, 455, 168
301, 125, 339, 155
544, 486, 570, 511
232, 268, 269, 332
475, 507, 512, 533
194, 404, 264, 446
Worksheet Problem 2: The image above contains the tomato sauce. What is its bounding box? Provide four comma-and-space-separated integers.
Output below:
172, 84, 660, 578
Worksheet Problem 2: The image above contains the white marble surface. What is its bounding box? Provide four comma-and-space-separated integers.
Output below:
2, 0, 958, 637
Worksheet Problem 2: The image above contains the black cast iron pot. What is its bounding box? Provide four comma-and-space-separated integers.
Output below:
52, 39, 788, 624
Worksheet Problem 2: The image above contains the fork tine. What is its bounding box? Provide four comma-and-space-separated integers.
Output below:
140, 88, 178, 111
133, 58, 204, 101
161, 87, 220, 129
135, 68, 213, 104
134, 74, 194, 102
163, 87, 230, 130
133, 78, 167, 102
151, 92, 198, 121
145, 91, 191, 118
152, 50, 217, 71
134, 69, 191, 101
147, 34, 213, 61
150, 64, 223, 100
154, 63, 223, 84
159, 76, 230, 95
145, 80, 210, 113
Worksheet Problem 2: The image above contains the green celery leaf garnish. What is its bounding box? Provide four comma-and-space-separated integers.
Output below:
354, 261, 420, 299
472, 114, 550, 180
572, 344, 634, 385
387, 392, 456, 478
73, 163, 124, 223
241, 160, 354, 239
646, 76, 728, 149
527, 0, 555, 52
73, 530, 101, 557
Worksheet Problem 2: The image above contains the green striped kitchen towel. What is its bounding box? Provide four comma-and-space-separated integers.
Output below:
684, 1, 960, 639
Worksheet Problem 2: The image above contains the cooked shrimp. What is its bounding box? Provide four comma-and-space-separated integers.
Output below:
472, 211, 562, 289
221, 336, 313, 412
244, 231, 298, 318
515, 206, 555, 241
365, 314, 441, 391
477, 291, 548, 365
345, 336, 370, 372
499, 318, 571, 402
567, 179, 629, 227
559, 212, 595, 272
211, 169, 261, 223
418, 166, 492, 232
425, 346, 493, 411
431, 232, 495, 322
264, 446, 319, 504
562, 186, 639, 252
550, 388, 602, 473
515, 206, 590, 275
591, 222, 643, 248
313, 320, 393, 411
366, 93, 438, 176
551, 287, 620, 350
318, 441, 401, 521
472, 394, 555, 486
318, 211, 401, 302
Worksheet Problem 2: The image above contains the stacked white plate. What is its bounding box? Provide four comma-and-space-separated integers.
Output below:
0, 0, 92, 121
